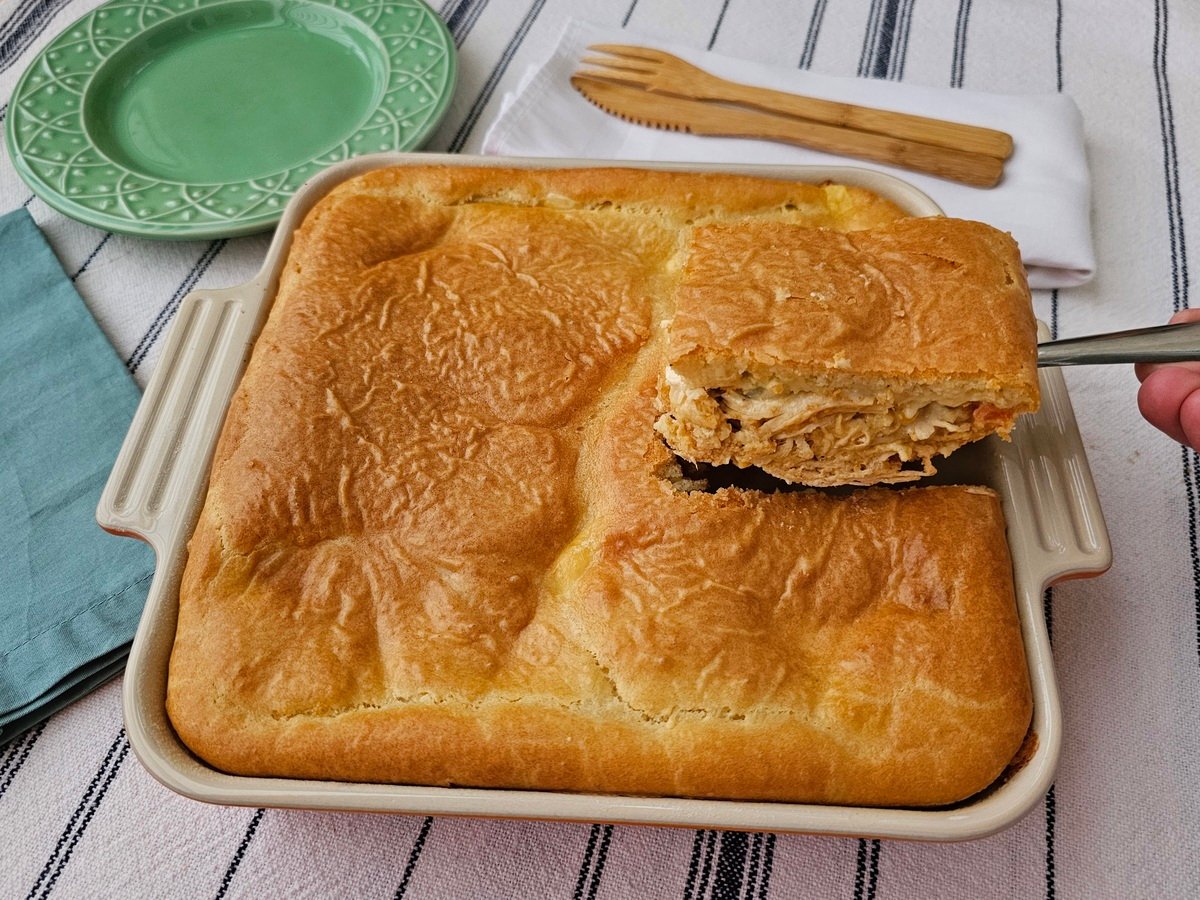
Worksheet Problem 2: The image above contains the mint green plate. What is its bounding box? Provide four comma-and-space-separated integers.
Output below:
5, 0, 456, 239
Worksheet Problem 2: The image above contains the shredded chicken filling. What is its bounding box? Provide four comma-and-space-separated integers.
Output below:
658, 366, 1008, 472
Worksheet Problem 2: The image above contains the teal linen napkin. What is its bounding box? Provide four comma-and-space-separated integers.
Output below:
0, 209, 154, 742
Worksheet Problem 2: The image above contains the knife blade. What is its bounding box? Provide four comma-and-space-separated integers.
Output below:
1038, 320, 1200, 366
570, 74, 1004, 188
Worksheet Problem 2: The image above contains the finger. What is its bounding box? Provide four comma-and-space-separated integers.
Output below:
1136, 359, 1200, 383
1181, 384, 1200, 451
1138, 365, 1200, 445
1169, 308, 1200, 325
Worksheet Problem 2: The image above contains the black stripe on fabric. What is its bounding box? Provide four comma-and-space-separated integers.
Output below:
853, 839, 867, 900
1153, 0, 1190, 314
1186, 443, 1200, 665
869, 0, 901, 79
858, 0, 909, 83
1154, 0, 1200, 661
0, 101, 8, 123
22, 194, 34, 208
573, 825, 602, 900
712, 831, 749, 900
756, 834, 775, 900
866, 0, 885, 75
587, 825, 614, 900
697, 829, 720, 900
892, 0, 915, 79
126, 239, 227, 374
1042, 620, 1057, 900
0, 0, 40, 43
866, 840, 880, 900
1044, 455, 1057, 900
214, 808, 265, 900
857, 0, 882, 77
0, 738, 16, 780
394, 816, 433, 900
0, 723, 45, 800
1054, 0, 1064, 92
951, 0, 973, 87
441, 0, 490, 47
440, 0, 472, 31
742, 833, 763, 899
71, 233, 113, 281
1044, 784, 1057, 900
683, 830, 707, 900
798, 0, 828, 69
28, 730, 129, 900
0, 726, 27, 779
707, 0, 732, 51
0, 0, 73, 76
446, 0, 547, 153
622, 0, 638, 28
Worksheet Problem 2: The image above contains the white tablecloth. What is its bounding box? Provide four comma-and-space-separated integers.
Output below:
2, 1, 1198, 897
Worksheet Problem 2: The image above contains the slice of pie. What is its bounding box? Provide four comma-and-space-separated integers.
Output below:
656, 217, 1040, 486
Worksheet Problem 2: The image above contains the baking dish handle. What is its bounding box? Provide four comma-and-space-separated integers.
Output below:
989, 322, 1113, 589
97, 282, 266, 556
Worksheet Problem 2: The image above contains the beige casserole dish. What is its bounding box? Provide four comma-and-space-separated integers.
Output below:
98, 152, 1110, 840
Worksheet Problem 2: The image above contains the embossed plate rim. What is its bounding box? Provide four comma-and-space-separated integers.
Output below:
4, 0, 456, 239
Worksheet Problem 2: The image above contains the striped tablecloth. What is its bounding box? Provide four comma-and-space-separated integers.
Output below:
2, 1, 1198, 897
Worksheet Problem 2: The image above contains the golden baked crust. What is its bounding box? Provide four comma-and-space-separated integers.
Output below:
167, 166, 1032, 807
656, 218, 1040, 486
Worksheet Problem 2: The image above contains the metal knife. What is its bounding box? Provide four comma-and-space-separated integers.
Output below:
1038, 321, 1200, 366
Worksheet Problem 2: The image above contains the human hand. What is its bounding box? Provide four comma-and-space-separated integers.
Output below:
1135, 308, 1200, 449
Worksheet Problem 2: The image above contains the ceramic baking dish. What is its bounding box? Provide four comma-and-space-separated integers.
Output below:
98, 152, 1110, 840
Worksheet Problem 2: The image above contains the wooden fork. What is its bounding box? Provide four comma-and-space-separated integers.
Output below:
581, 44, 1014, 161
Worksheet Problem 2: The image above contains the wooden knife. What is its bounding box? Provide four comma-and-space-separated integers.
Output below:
570, 74, 1005, 188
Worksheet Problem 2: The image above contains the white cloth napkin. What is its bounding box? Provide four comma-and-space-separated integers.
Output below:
482, 20, 1094, 291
